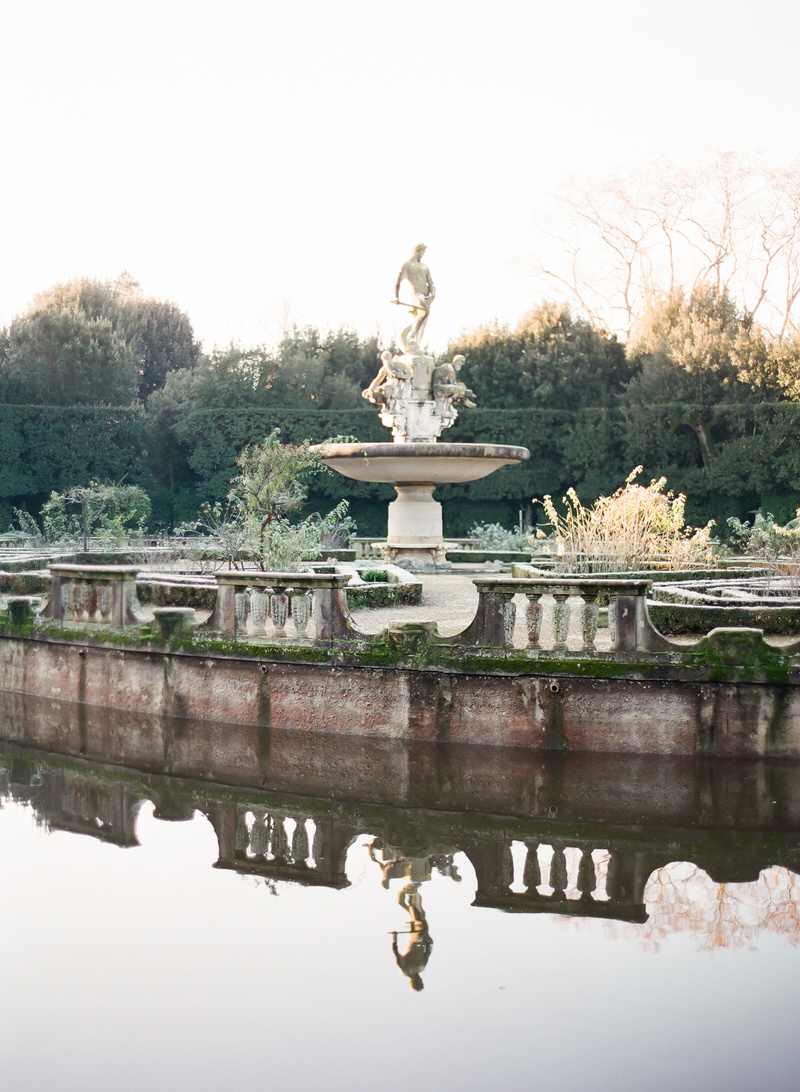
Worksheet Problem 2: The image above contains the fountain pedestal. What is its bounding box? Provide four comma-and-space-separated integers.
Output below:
319, 441, 529, 569
385, 484, 448, 565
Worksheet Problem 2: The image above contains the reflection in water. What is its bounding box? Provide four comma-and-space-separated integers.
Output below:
640, 863, 800, 952
2, 725, 800, 961
3, 703, 800, 1092
367, 840, 462, 989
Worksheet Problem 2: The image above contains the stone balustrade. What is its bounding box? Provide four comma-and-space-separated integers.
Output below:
21, 565, 776, 665
46, 564, 146, 627
208, 571, 360, 643
451, 577, 673, 653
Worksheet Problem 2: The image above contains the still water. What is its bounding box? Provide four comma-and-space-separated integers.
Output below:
1, 695, 799, 1091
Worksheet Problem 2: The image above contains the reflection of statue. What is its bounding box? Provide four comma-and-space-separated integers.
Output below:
394, 243, 435, 348
362, 350, 412, 417
368, 839, 462, 991
433, 354, 476, 423
392, 883, 433, 991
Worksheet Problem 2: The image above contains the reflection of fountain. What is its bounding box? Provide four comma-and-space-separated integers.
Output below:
316, 246, 529, 567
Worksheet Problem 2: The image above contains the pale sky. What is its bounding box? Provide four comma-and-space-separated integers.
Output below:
2, 0, 799, 354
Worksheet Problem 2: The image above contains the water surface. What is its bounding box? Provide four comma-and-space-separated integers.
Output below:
1, 698, 799, 1091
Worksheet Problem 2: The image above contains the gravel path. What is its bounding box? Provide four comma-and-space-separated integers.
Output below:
349, 573, 483, 636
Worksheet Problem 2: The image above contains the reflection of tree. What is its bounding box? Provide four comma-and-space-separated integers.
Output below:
638, 864, 800, 953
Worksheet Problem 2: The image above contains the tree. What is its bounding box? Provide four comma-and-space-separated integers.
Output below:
197, 429, 350, 570
532, 154, 800, 340
450, 303, 634, 411
8, 275, 201, 404
624, 285, 772, 471
39, 481, 152, 549
120, 297, 200, 401
3, 309, 137, 405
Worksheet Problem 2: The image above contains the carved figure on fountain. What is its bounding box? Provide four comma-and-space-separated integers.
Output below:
432, 354, 476, 430
362, 350, 412, 412
394, 242, 435, 350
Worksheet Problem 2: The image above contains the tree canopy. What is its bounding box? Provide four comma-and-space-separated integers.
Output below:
449, 303, 634, 411
0, 274, 201, 405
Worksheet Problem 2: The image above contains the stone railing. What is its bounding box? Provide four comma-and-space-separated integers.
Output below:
46, 564, 146, 627
208, 571, 362, 644
14, 565, 790, 665
447, 577, 674, 653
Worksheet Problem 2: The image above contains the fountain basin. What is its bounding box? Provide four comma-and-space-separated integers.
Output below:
316, 442, 529, 484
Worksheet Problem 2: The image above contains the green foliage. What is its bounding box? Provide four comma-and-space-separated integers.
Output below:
193, 429, 351, 571
1, 275, 200, 407
40, 481, 152, 546
467, 521, 533, 550
3, 309, 137, 406
0, 405, 146, 500
450, 303, 635, 411
726, 510, 800, 557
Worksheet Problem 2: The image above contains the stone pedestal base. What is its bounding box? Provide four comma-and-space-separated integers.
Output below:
378, 542, 451, 569
387, 483, 442, 542
379, 484, 453, 569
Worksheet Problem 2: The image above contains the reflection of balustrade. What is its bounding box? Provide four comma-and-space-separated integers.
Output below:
209, 571, 358, 643
451, 577, 672, 653
208, 802, 354, 888
466, 834, 650, 922
47, 564, 146, 627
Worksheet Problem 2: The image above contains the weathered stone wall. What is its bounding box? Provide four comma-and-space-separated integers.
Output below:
2, 632, 800, 758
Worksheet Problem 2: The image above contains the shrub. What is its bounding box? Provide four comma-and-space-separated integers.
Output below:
539, 468, 716, 572
467, 521, 534, 551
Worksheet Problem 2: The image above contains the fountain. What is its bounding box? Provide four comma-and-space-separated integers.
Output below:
316, 245, 530, 566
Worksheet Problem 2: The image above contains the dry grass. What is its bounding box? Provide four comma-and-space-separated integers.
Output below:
539, 468, 716, 573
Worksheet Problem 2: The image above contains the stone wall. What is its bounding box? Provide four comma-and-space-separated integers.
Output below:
2, 631, 800, 758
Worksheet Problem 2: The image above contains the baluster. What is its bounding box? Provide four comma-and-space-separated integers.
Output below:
249, 812, 268, 856
525, 591, 545, 649
234, 811, 249, 852
249, 589, 269, 635
85, 582, 99, 622
291, 590, 312, 637
503, 595, 516, 646
234, 588, 249, 635
290, 817, 309, 863
549, 844, 568, 899
523, 840, 542, 890
270, 586, 290, 637
71, 581, 84, 621
269, 814, 289, 860
580, 589, 600, 651
552, 589, 570, 651
62, 580, 76, 621
577, 847, 597, 899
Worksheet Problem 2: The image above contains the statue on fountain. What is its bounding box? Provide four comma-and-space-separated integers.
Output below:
394, 242, 436, 350
361, 244, 477, 442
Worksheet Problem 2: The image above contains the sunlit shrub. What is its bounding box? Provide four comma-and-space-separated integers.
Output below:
539, 467, 716, 573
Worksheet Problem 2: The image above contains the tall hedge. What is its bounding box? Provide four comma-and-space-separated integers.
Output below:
0, 405, 146, 499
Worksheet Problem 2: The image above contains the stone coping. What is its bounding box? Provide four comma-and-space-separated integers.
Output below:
212, 571, 351, 589
49, 564, 140, 577
472, 576, 653, 593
